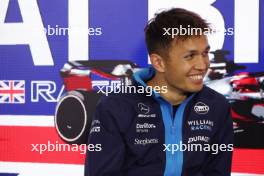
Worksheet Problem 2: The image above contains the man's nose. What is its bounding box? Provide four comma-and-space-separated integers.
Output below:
194, 55, 209, 70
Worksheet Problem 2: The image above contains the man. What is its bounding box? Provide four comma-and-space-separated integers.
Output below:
85, 8, 234, 176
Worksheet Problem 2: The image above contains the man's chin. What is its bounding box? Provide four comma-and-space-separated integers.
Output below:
187, 84, 204, 93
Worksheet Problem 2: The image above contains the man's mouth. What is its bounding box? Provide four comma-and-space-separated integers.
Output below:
189, 74, 204, 81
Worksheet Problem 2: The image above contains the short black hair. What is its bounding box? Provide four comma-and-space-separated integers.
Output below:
144, 8, 210, 57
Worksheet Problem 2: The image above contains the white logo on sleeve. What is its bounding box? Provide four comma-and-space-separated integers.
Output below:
194, 102, 209, 114
138, 103, 150, 114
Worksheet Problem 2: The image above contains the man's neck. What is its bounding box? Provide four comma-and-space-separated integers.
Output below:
147, 74, 187, 105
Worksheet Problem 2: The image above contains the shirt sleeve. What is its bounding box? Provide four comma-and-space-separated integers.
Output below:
84, 97, 126, 176
202, 103, 234, 176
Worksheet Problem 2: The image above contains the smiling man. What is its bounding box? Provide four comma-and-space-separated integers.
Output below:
85, 8, 234, 176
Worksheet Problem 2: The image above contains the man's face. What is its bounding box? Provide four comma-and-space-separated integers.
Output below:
162, 35, 210, 93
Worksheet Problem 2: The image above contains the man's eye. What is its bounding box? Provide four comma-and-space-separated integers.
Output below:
202, 51, 209, 57
184, 54, 195, 59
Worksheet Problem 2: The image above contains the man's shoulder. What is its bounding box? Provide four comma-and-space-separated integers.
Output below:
99, 92, 140, 105
199, 85, 229, 105
95, 92, 155, 132
97, 92, 152, 113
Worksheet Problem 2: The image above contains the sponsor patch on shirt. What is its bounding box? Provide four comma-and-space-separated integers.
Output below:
136, 123, 156, 133
187, 120, 214, 131
134, 138, 159, 145
194, 102, 209, 114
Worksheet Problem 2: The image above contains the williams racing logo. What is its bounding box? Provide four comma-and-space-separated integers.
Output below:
194, 102, 209, 114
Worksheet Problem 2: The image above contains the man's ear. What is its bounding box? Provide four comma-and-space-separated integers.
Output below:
149, 54, 166, 73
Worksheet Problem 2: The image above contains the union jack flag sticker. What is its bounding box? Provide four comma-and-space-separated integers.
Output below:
0, 80, 25, 104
